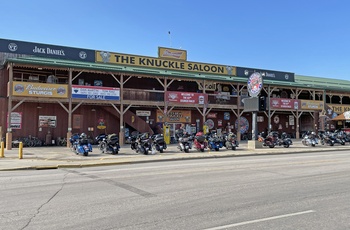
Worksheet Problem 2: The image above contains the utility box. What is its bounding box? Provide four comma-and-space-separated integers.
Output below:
242, 97, 259, 112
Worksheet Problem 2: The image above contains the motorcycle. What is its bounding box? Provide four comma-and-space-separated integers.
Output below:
133, 132, 156, 155
301, 131, 319, 147
99, 133, 120, 155
319, 131, 335, 146
193, 131, 207, 152
151, 133, 167, 153
70, 133, 92, 156
258, 132, 277, 148
177, 133, 193, 153
206, 132, 222, 151
95, 133, 107, 145
225, 132, 239, 150
69, 133, 80, 153
278, 132, 292, 148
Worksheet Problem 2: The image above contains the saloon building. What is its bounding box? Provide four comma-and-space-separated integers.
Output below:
1, 38, 350, 149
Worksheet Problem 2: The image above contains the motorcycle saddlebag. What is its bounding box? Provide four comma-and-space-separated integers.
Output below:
195, 135, 206, 142
107, 134, 119, 145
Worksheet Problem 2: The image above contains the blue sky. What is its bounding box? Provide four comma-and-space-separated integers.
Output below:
1, 0, 350, 80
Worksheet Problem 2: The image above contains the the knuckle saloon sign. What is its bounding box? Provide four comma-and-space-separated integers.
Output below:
96, 51, 236, 76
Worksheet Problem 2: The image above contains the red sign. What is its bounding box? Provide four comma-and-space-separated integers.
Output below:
166, 91, 207, 104
270, 98, 299, 110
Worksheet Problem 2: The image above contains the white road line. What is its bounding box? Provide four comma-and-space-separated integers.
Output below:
203, 210, 315, 230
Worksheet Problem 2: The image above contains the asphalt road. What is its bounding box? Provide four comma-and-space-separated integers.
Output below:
1, 150, 349, 230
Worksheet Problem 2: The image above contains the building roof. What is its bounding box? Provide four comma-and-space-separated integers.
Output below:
5, 56, 350, 93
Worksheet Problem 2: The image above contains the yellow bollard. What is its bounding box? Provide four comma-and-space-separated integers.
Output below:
0, 141, 4, 158
19, 142, 23, 159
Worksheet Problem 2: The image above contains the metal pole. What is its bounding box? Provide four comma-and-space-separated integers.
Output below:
252, 111, 257, 140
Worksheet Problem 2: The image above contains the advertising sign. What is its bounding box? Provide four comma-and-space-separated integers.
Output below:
0, 38, 95, 62
96, 51, 236, 76
327, 104, 350, 114
136, 110, 151, 116
39, 115, 56, 128
158, 47, 187, 61
12, 81, 68, 98
165, 91, 207, 104
7, 112, 22, 129
72, 85, 120, 100
237, 67, 295, 82
300, 100, 324, 110
270, 98, 299, 110
156, 110, 191, 123
247, 72, 263, 97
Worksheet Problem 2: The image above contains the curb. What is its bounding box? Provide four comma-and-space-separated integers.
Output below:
1, 146, 349, 171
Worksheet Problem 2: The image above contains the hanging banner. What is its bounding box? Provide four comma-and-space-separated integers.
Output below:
72, 85, 120, 100
270, 98, 299, 110
165, 91, 207, 104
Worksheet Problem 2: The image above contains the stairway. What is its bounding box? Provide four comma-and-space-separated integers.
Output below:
101, 106, 154, 134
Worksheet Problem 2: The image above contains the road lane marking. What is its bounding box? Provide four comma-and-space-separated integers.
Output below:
203, 210, 315, 230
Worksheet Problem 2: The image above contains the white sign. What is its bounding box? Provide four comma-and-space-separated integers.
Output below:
136, 110, 151, 116
7, 112, 22, 129
39, 115, 57, 128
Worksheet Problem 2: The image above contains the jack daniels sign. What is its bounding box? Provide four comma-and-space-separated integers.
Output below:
236, 67, 295, 82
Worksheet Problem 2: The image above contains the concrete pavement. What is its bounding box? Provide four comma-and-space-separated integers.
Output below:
0, 140, 349, 171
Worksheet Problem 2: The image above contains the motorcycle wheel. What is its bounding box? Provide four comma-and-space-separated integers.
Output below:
83, 151, 88, 156
215, 148, 219, 151
269, 144, 275, 148
99, 142, 106, 153
232, 146, 236, 150
159, 148, 164, 153
112, 151, 118, 155
184, 148, 189, 153
200, 148, 204, 152
329, 142, 334, 146
283, 144, 290, 148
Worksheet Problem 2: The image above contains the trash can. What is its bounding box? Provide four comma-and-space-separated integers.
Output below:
45, 131, 52, 146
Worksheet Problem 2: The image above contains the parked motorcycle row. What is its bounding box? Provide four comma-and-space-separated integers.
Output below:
127, 132, 167, 155
69, 129, 349, 157
176, 129, 239, 153
258, 131, 293, 148
302, 130, 350, 147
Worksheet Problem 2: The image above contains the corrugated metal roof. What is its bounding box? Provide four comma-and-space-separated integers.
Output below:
5, 56, 350, 92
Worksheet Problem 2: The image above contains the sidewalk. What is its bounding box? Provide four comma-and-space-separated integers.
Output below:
1, 141, 349, 171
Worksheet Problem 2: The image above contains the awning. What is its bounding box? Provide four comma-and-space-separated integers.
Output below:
332, 111, 350, 121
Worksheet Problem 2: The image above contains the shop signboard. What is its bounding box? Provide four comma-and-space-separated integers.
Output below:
7, 112, 22, 129
39, 115, 56, 128
300, 100, 324, 110
12, 81, 68, 98
158, 47, 187, 61
72, 85, 120, 100
270, 98, 299, 110
237, 67, 295, 82
0, 38, 95, 62
96, 51, 236, 76
165, 91, 207, 104
156, 110, 191, 123
327, 104, 350, 114
136, 110, 151, 116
